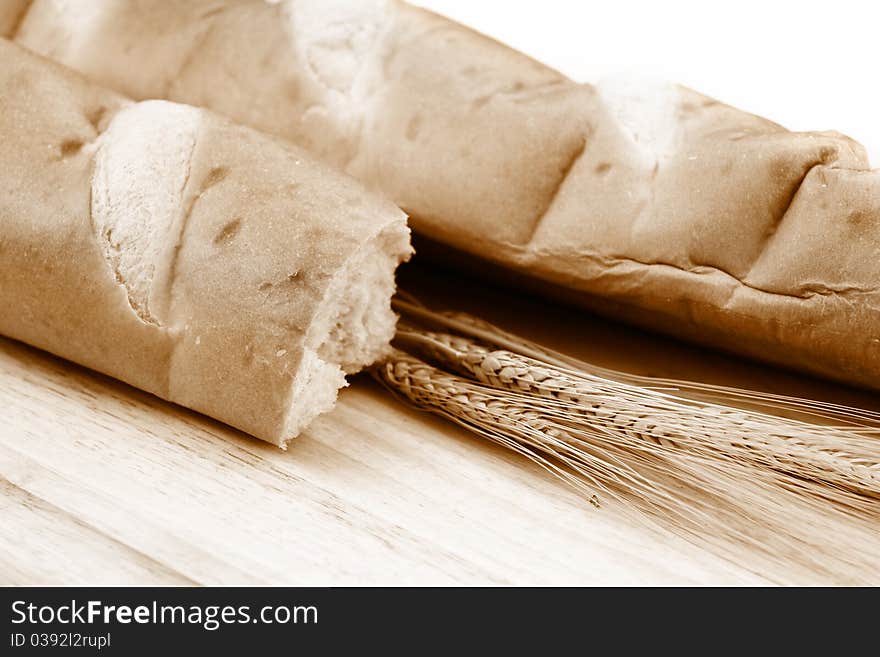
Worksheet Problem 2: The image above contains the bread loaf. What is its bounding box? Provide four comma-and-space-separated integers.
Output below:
10, 1, 880, 389
0, 39, 411, 445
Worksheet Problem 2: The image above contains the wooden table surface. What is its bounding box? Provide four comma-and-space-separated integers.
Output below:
4, 263, 879, 586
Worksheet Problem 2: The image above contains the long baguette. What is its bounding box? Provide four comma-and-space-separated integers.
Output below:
9, 1, 880, 390
0, 39, 411, 445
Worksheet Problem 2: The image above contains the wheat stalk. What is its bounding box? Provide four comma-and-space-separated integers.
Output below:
399, 298, 880, 428
373, 296, 880, 583
395, 327, 880, 502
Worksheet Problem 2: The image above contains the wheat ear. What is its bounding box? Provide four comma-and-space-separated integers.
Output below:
395, 327, 880, 502
373, 297, 880, 583
396, 298, 880, 428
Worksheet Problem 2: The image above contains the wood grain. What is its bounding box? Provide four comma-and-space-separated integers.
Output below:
5, 264, 878, 585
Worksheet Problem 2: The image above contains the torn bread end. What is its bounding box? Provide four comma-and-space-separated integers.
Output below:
278, 218, 412, 447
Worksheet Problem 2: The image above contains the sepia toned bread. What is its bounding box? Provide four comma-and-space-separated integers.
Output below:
0, 39, 411, 445
11, 1, 880, 389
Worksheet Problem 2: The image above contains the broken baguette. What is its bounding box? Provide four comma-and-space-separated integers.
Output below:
0, 39, 411, 445
11, 1, 880, 390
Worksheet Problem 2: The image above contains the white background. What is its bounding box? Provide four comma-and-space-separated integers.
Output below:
414, 0, 879, 165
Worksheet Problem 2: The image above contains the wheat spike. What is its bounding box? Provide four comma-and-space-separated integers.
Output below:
398, 298, 880, 428
373, 297, 880, 583
396, 327, 880, 502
